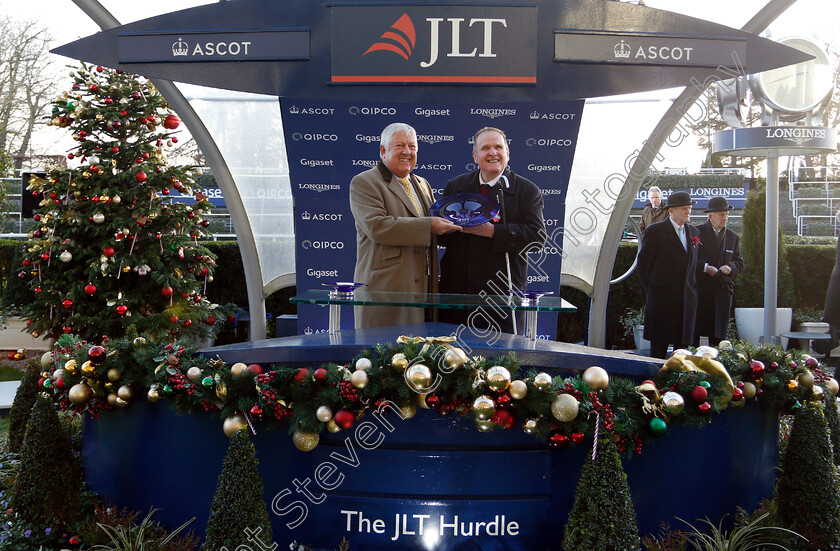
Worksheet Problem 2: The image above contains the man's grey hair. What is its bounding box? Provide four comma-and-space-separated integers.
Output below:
472, 126, 508, 153
380, 123, 417, 158
648, 186, 662, 196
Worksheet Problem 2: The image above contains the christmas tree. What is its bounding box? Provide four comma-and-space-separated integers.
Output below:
21, 63, 230, 342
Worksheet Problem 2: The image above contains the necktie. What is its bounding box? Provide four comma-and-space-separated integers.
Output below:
717, 229, 724, 244
678, 226, 687, 251
399, 177, 423, 215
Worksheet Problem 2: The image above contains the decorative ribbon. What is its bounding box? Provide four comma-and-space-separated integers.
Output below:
397, 335, 457, 356
243, 410, 257, 435
588, 410, 600, 460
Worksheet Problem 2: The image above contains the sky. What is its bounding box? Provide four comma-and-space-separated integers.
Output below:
1, 0, 838, 171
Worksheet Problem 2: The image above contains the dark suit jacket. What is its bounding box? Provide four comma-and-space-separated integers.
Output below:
637, 218, 700, 345
824, 237, 840, 328
695, 221, 744, 340
438, 168, 545, 334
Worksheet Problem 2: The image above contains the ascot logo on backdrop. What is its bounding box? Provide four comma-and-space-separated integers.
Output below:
331, 5, 536, 84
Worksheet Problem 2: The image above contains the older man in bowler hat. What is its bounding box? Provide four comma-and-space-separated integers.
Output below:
694, 196, 744, 346
637, 191, 700, 358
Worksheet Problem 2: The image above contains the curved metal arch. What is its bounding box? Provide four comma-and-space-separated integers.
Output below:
587, 0, 801, 348
71, 0, 268, 342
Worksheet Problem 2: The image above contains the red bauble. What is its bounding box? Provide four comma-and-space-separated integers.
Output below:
62, 299, 73, 309
111, 146, 119, 153
491, 409, 512, 426
169, 315, 179, 323
690, 385, 708, 402
184, 320, 192, 327
248, 364, 264, 376
84, 283, 97, 295
495, 392, 512, 407
805, 357, 819, 368
62, 326, 72, 334
749, 360, 765, 377
22, 258, 30, 267
698, 402, 712, 415
789, 361, 798, 369
313, 368, 328, 382
55, 377, 65, 390
88, 345, 106, 364
135, 171, 147, 182
96, 65, 103, 72
769, 362, 779, 370
161, 286, 173, 297
294, 368, 310, 383
334, 409, 355, 429
204, 315, 216, 326
116, 305, 128, 316
163, 114, 181, 129
103, 246, 115, 257
731, 387, 744, 402
570, 431, 586, 445
425, 393, 441, 409
548, 429, 570, 449
250, 405, 264, 420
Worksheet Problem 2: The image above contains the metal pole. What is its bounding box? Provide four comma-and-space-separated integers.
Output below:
764, 155, 780, 342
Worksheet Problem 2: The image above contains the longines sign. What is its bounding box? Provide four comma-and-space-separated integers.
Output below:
330, 5, 537, 84
118, 30, 310, 63
554, 31, 747, 67
713, 126, 838, 157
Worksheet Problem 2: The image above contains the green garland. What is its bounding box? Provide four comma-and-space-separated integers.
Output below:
36, 335, 835, 455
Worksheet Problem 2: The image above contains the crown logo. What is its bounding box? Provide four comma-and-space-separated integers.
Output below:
614, 39, 631, 59
304, 326, 313, 335
172, 37, 189, 57
301, 211, 311, 220
530, 111, 540, 120
289, 106, 300, 114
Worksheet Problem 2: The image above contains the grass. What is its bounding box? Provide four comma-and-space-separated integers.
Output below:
0, 363, 23, 382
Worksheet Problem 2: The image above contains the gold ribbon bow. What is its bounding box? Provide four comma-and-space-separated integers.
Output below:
397, 335, 457, 356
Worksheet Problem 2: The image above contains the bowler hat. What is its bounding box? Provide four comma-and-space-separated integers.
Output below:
705, 196, 734, 213
666, 191, 696, 208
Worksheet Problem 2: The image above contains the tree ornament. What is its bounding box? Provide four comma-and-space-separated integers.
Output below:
62, 299, 74, 309
486, 365, 511, 392
186, 366, 203, 383
41, 351, 52, 368
522, 418, 539, 434
84, 283, 97, 295
250, 405, 264, 421
787, 379, 800, 392
582, 366, 609, 390
694, 346, 718, 359
570, 431, 586, 444
509, 380, 528, 400
533, 372, 553, 391
690, 385, 708, 402
551, 393, 580, 422
475, 419, 496, 433
223, 414, 248, 437
313, 367, 328, 382
826, 378, 839, 396
731, 387, 744, 402
293, 367, 310, 383
326, 419, 341, 433
117, 385, 133, 402
230, 362, 248, 377
202, 376, 214, 388
416, 393, 431, 409
248, 364, 263, 376
316, 406, 333, 422
742, 381, 757, 399
391, 353, 408, 370
749, 360, 766, 378
698, 402, 712, 414
163, 114, 181, 129
548, 429, 570, 449
80, 360, 95, 377
662, 391, 685, 415
106, 368, 121, 382
355, 357, 372, 371
88, 345, 106, 363
59, 250, 73, 262
334, 409, 355, 429
649, 418, 667, 437
147, 386, 161, 403
472, 395, 495, 420
491, 408, 512, 427
68, 383, 93, 405
103, 246, 115, 257
812, 385, 825, 401
799, 370, 815, 388
443, 347, 467, 369
350, 369, 369, 389
133, 337, 147, 346
64, 359, 78, 375
406, 364, 433, 391
135, 171, 147, 182
92, 212, 105, 224
399, 402, 417, 419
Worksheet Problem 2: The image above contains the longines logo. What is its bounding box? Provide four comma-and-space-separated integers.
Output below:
529, 111, 577, 120
292, 132, 339, 142
288, 106, 336, 115
766, 127, 827, 145
298, 183, 341, 192
470, 108, 516, 119
349, 106, 398, 116
526, 137, 573, 147
417, 134, 454, 145
300, 211, 344, 222
540, 189, 563, 195
352, 159, 379, 167
302, 240, 345, 250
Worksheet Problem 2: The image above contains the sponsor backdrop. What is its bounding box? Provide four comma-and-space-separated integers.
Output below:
282, 100, 583, 337
633, 183, 749, 210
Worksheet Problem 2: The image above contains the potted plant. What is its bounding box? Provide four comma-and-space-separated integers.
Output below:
620, 307, 648, 351
793, 306, 837, 355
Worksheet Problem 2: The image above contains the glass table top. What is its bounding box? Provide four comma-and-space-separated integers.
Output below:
291, 290, 576, 312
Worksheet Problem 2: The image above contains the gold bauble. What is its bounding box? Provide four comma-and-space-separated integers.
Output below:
117, 385, 133, 401
115, 397, 128, 408
787, 379, 799, 392
133, 337, 147, 346
662, 391, 685, 415
742, 382, 757, 399
406, 364, 433, 391
799, 371, 815, 388
475, 419, 496, 433
80, 360, 95, 377
223, 414, 248, 437
106, 368, 121, 382
551, 393, 580, 422
391, 353, 408, 370
326, 419, 341, 433
813, 385, 825, 401
533, 372, 553, 391
215, 381, 228, 401
826, 378, 839, 396
417, 393, 431, 409
522, 418, 539, 434
582, 366, 609, 391
694, 346, 719, 359
230, 362, 248, 377
147, 387, 161, 403
64, 360, 78, 375
107, 392, 119, 406
399, 402, 417, 419
486, 366, 511, 392
104, 382, 116, 391
316, 405, 333, 422
443, 347, 467, 369
41, 351, 53, 368
112, 195, 121, 205
186, 366, 203, 383
472, 395, 496, 420
355, 357, 373, 371
509, 380, 528, 400
293, 430, 320, 451
68, 383, 93, 405
350, 369, 369, 389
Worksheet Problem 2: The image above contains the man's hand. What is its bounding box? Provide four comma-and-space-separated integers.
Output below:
430, 217, 462, 235
705, 265, 719, 276
719, 265, 731, 275
462, 222, 494, 238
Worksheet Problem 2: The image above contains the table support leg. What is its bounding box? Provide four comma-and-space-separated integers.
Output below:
525, 311, 538, 342
328, 304, 341, 334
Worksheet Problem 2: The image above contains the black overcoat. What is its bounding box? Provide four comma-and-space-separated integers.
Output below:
694, 220, 744, 340
824, 237, 840, 328
637, 218, 700, 345
438, 168, 545, 334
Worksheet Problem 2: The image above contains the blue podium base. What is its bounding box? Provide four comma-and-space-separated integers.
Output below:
83, 324, 779, 550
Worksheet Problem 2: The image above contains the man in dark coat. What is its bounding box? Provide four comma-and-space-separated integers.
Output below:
694, 197, 744, 346
637, 191, 700, 358
818, 211, 840, 353
438, 127, 546, 335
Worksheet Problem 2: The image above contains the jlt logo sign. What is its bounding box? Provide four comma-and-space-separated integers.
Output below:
332, 5, 536, 84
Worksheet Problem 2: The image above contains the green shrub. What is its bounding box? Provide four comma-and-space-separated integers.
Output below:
806, 222, 834, 236
798, 203, 832, 216
776, 401, 840, 550
7, 360, 41, 453
563, 436, 639, 550
825, 392, 840, 466
10, 393, 81, 524
202, 430, 272, 551
796, 186, 824, 198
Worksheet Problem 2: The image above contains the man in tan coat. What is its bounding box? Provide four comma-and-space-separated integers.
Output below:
350, 123, 460, 329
